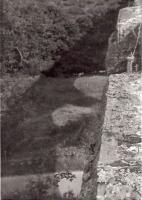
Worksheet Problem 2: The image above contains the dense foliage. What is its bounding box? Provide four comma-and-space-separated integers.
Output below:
2, 0, 129, 75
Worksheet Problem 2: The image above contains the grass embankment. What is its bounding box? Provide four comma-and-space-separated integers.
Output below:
1, 75, 108, 176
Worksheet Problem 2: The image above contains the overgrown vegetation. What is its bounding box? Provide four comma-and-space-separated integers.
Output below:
3, 172, 80, 200
2, 0, 129, 75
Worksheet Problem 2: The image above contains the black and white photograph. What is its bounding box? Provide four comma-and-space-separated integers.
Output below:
1, 0, 142, 199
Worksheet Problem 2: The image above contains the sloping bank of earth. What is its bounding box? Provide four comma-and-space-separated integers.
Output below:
1, 74, 108, 198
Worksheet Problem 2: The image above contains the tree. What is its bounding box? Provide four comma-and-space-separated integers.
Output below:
2, 0, 129, 75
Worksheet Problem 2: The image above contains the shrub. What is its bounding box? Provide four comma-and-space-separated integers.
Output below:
2, 0, 128, 75
3, 0, 82, 75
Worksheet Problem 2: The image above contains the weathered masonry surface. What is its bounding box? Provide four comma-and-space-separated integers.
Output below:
105, 3, 142, 75
97, 73, 142, 200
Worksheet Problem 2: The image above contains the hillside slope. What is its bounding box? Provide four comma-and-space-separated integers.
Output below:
1, 75, 108, 176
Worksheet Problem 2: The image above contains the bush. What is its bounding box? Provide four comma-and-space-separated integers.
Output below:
3, 0, 81, 75
2, 0, 129, 75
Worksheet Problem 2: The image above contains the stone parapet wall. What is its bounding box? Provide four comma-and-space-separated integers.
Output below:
117, 6, 142, 42
96, 73, 142, 199
105, 5, 142, 74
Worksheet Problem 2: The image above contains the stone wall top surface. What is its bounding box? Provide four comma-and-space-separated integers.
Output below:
97, 73, 142, 200
117, 6, 142, 41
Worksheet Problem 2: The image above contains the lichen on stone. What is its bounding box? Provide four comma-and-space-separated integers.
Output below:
96, 73, 142, 200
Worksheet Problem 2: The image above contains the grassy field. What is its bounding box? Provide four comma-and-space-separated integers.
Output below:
1, 75, 108, 176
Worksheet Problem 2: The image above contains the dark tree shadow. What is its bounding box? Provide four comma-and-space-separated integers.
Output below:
2, 74, 104, 176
